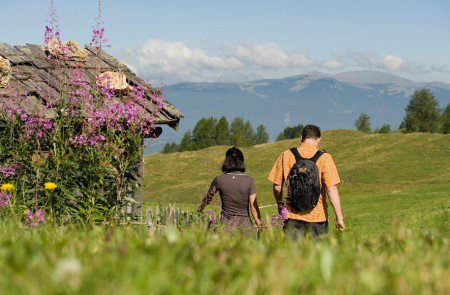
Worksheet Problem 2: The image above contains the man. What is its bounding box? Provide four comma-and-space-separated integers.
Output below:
268, 125, 345, 238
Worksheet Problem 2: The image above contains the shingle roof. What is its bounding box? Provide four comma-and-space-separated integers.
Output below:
0, 43, 183, 129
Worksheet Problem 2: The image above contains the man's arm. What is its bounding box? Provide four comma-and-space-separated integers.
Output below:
327, 185, 345, 231
273, 183, 284, 214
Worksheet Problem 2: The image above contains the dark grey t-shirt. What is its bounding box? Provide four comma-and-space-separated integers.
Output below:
210, 172, 256, 219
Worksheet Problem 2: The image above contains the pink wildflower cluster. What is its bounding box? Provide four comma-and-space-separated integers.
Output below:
270, 205, 289, 229
44, 26, 70, 61
0, 165, 17, 179
205, 210, 218, 227
25, 209, 45, 227
4, 92, 27, 121
69, 133, 106, 148
4, 92, 56, 139
23, 117, 56, 139
44, 25, 55, 46
90, 27, 110, 49
90, 0, 110, 49
63, 72, 161, 148
0, 191, 12, 209
149, 90, 164, 112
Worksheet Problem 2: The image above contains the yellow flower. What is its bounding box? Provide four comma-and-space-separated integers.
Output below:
44, 182, 58, 190
1, 183, 14, 191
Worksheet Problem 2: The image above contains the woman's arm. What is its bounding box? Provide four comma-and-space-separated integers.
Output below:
249, 194, 261, 226
198, 185, 217, 212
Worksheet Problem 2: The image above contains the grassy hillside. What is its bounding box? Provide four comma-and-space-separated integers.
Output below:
144, 130, 450, 237
1, 130, 448, 294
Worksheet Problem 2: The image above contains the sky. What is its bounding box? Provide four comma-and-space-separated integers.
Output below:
2, 0, 450, 84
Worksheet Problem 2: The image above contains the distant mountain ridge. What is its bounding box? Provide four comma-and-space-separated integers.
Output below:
147, 71, 450, 153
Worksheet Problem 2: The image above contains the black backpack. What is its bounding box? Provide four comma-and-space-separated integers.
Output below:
287, 147, 325, 211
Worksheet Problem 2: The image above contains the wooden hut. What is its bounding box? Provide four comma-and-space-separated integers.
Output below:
0, 43, 183, 216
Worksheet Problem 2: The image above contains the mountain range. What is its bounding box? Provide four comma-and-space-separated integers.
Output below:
145, 70, 450, 153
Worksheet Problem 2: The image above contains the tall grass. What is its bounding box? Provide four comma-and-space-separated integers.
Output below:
0, 218, 448, 294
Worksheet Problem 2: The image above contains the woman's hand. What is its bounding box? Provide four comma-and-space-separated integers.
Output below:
249, 194, 262, 227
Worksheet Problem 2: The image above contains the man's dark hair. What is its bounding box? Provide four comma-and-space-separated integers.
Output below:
301, 125, 321, 141
222, 147, 245, 173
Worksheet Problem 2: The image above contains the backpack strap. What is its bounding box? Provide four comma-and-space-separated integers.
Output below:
310, 150, 326, 163
289, 147, 304, 163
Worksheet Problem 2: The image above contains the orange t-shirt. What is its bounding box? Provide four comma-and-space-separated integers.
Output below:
268, 143, 341, 222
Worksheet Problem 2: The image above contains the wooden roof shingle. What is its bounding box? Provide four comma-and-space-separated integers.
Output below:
0, 43, 183, 129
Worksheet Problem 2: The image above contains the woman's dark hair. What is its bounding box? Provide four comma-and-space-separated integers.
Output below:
222, 147, 245, 173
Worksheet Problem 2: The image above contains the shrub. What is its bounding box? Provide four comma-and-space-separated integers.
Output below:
277, 124, 304, 141
374, 124, 391, 134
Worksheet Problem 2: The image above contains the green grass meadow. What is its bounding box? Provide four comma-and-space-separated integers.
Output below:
0, 130, 449, 294
144, 130, 450, 238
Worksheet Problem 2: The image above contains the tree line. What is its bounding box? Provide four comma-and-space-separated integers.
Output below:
163, 116, 270, 153
354, 88, 450, 134
164, 88, 449, 154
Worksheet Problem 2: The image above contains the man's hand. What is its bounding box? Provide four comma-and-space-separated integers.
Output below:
336, 218, 345, 232
327, 185, 345, 233
273, 184, 283, 213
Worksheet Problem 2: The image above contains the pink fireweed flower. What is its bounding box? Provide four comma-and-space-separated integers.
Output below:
280, 205, 289, 226
69, 133, 106, 148
204, 210, 218, 228
0, 165, 17, 179
25, 209, 45, 227
90, 27, 111, 49
44, 26, 69, 61
270, 205, 289, 229
0, 191, 12, 209
22, 117, 55, 139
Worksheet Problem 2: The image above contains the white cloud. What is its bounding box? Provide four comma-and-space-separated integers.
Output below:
380, 55, 407, 71
122, 40, 448, 83
228, 43, 313, 68
323, 60, 344, 70
123, 39, 313, 83
124, 39, 243, 83
343, 50, 413, 73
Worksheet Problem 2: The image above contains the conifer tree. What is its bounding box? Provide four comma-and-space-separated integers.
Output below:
255, 124, 270, 144
192, 117, 218, 149
243, 120, 256, 146
162, 142, 178, 154
355, 113, 372, 133
402, 88, 440, 133
441, 104, 450, 134
216, 116, 230, 145
179, 130, 194, 151
230, 117, 246, 147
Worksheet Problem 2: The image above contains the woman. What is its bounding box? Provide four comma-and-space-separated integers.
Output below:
198, 147, 261, 229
